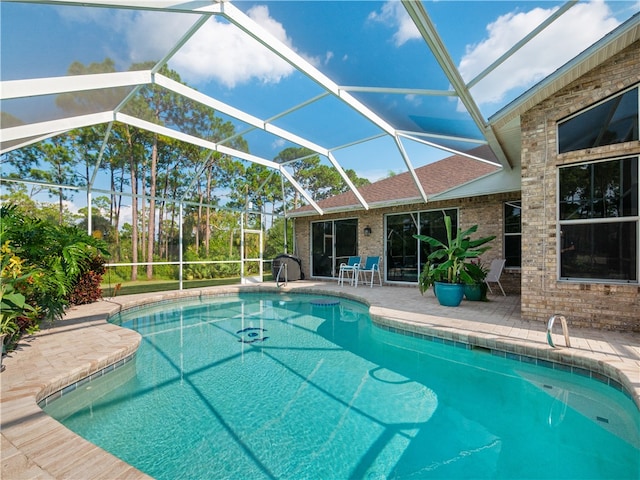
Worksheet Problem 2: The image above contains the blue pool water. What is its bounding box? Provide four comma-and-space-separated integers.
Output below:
44, 293, 639, 479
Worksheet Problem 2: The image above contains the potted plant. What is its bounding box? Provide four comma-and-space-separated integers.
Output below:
416, 258, 445, 296
414, 215, 495, 306
462, 260, 489, 301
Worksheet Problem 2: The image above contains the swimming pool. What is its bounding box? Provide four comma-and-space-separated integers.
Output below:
44, 293, 639, 479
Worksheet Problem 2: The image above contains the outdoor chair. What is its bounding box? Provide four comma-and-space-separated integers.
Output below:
338, 256, 361, 286
356, 256, 382, 288
486, 258, 506, 296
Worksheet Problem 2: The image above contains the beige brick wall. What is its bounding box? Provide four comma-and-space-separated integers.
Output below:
520, 41, 640, 332
293, 192, 521, 293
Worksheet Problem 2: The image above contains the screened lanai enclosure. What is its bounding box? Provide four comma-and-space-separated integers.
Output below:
2, 0, 637, 290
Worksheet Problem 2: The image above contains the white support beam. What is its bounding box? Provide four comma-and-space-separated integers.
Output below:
340, 86, 455, 97
398, 132, 501, 167
0, 71, 152, 100
221, 2, 397, 137
402, 1, 512, 170
88, 122, 114, 189
279, 168, 323, 215
155, 74, 264, 129
396, 129, 487, 146
1, 132, 68, 155
156, 74, 331, 156
115, 112, 324, 214
116, 112, 279, 169
393, 135, 429, 203
151, 14, 211, 75
467, 1, 578, 89
326, 151, 369, 210
0, 112, 114, 142
10, 0, 223, 14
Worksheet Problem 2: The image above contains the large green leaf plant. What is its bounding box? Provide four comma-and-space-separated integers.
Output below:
414, 215, 495, 291
1, 204, 109, 327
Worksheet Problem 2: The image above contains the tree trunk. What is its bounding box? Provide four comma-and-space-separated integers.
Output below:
205, 168, 213, 257
195, 181, 202, 254
57, 161, 64, 224
146, 135, 158, 280
113, 168, 124, 262
125, 126, 138, 281
58, 187, 64, 224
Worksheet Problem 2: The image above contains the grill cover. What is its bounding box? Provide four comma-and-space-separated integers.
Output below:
272, 254, 304, 281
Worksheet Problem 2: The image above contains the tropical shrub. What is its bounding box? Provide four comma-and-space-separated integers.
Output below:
68, 255, 107, 305
0, 241, 38, 345
0, 204, 109, 326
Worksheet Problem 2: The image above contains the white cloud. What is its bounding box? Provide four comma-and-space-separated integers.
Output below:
368, 1, 420, 47
405, 93, 422, 106
324, 51, 334, 66
271, 138, 286, 150
117, 6, 296, 88
460, 0, 620, 107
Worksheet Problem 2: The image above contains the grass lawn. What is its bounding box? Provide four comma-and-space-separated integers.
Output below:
101, 275, 274, 297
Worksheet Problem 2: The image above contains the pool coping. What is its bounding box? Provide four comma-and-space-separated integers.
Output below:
1, 283, 639, 479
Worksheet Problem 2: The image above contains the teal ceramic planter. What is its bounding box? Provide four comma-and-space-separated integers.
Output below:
434, 282, 464, 307
464, 284, 484, 301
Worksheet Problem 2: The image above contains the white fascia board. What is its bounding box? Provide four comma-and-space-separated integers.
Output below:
1, 71, 152, 100
221, 2, 396, 136
0, 112, 114, 142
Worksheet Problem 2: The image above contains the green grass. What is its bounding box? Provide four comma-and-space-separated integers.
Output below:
101, 275, 274, 297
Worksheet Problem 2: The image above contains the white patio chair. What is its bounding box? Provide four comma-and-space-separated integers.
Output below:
338, 256, 360, 286
486, 258, 506, 296
356, 256, 382, 288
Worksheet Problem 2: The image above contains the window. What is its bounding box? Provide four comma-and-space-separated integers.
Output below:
558, 86, 639, 154
558, 156, 638, 282
504, 201, 521, 268
386, 209, 457, 282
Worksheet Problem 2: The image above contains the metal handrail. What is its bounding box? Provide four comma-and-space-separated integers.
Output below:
275, 262, 287, 288
546, 314, 571, 348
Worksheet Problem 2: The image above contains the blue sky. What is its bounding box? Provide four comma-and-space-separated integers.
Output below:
2, 0, 638, 197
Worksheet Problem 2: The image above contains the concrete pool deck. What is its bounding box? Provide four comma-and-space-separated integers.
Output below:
2, 281, 639, 479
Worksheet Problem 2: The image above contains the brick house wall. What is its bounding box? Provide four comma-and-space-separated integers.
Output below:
519, 41, 640, 331
293, 191, 521, 294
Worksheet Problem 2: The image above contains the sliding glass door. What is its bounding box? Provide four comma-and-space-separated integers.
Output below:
386, 209, 457, 283
311, 219, 358, 278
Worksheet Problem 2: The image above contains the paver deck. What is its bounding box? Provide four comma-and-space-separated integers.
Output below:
2, 281, 639, 479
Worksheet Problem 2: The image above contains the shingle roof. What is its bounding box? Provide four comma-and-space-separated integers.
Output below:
290, 145, 500, 216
